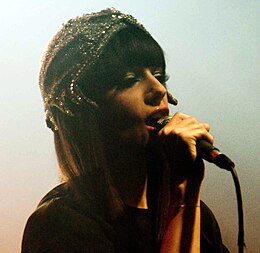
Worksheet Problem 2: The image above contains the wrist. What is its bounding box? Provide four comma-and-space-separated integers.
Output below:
175, 203, 200, 208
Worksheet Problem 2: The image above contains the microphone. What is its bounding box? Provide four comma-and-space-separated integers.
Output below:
155, 116, 235, 171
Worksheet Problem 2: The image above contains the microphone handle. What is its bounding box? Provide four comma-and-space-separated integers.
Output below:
156, 116, 235, 170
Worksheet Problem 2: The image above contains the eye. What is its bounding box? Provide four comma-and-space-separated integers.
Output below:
125, 72, 136, 79
153, 70, 169, 86
121, 72, 141, 87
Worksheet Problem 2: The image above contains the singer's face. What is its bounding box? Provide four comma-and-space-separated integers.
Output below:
100, 67, 169, 147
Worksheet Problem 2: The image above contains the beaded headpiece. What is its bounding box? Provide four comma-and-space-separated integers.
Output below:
39, 8, 149, 131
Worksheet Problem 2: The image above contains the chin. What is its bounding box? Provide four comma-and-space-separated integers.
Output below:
120, 130, 150, 148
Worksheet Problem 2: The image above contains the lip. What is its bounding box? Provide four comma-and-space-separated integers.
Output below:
145, 125, 156, 131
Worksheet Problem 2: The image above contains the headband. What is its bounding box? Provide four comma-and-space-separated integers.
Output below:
39, 8, 149, 131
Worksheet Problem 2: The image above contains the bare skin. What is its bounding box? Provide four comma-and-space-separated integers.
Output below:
100, 67, 214, 252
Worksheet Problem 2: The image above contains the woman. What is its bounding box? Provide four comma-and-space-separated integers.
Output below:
22, 8, 229, 253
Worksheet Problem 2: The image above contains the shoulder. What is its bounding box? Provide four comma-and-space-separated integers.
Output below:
201, 201, 220, 230
22, 183, 115, 253
200, 201, 230, 253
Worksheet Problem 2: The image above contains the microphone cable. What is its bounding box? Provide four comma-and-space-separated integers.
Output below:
230, 165, 246, 253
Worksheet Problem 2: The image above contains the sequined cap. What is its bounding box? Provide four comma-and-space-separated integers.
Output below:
39, 8, 149, 131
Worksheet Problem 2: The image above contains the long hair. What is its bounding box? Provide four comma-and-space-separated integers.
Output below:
52, 25, 170, 243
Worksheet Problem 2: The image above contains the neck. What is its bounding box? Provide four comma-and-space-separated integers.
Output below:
106, 142, 149, 209
126, 176, 148, 209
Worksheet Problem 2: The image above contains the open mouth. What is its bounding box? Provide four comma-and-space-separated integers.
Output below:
145, 115, 165, 132
145, 115, 172, 131
145, 116, 160, 128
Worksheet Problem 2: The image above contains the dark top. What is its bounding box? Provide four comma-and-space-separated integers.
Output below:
22, 182, 229, 253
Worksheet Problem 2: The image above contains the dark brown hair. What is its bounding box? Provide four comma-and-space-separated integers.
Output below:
52, 25, 170, 243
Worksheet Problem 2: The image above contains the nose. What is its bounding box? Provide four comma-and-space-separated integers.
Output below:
144, 72, 167, 107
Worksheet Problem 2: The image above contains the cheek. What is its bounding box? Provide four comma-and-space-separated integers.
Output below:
101, 87, 149, 144
107, 93, 144, 126
101, 102, 149, 146
118, 124, 150, 146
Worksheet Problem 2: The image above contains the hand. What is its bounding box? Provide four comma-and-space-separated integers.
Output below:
157, 112, 214, 180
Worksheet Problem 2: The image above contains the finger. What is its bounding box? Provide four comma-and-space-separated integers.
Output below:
166, 115, 199, 130
196, 128, 214, 144
163, 113, 194, 131
203, 122, 210, 132
161, 122, 214, 145
170, 112, 191, 123
160, 113, 213, 144
187, 125, 214, 145
169, 116, 210, 134
160, 116, 199, 136
192, 123, 213, 144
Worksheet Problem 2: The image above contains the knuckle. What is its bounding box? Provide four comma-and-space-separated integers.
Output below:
200, 128, 208, 136
159, 126, 179, 138
175, 111, 182, 117
199, 123, 206, 129
190, 116, 198, 123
